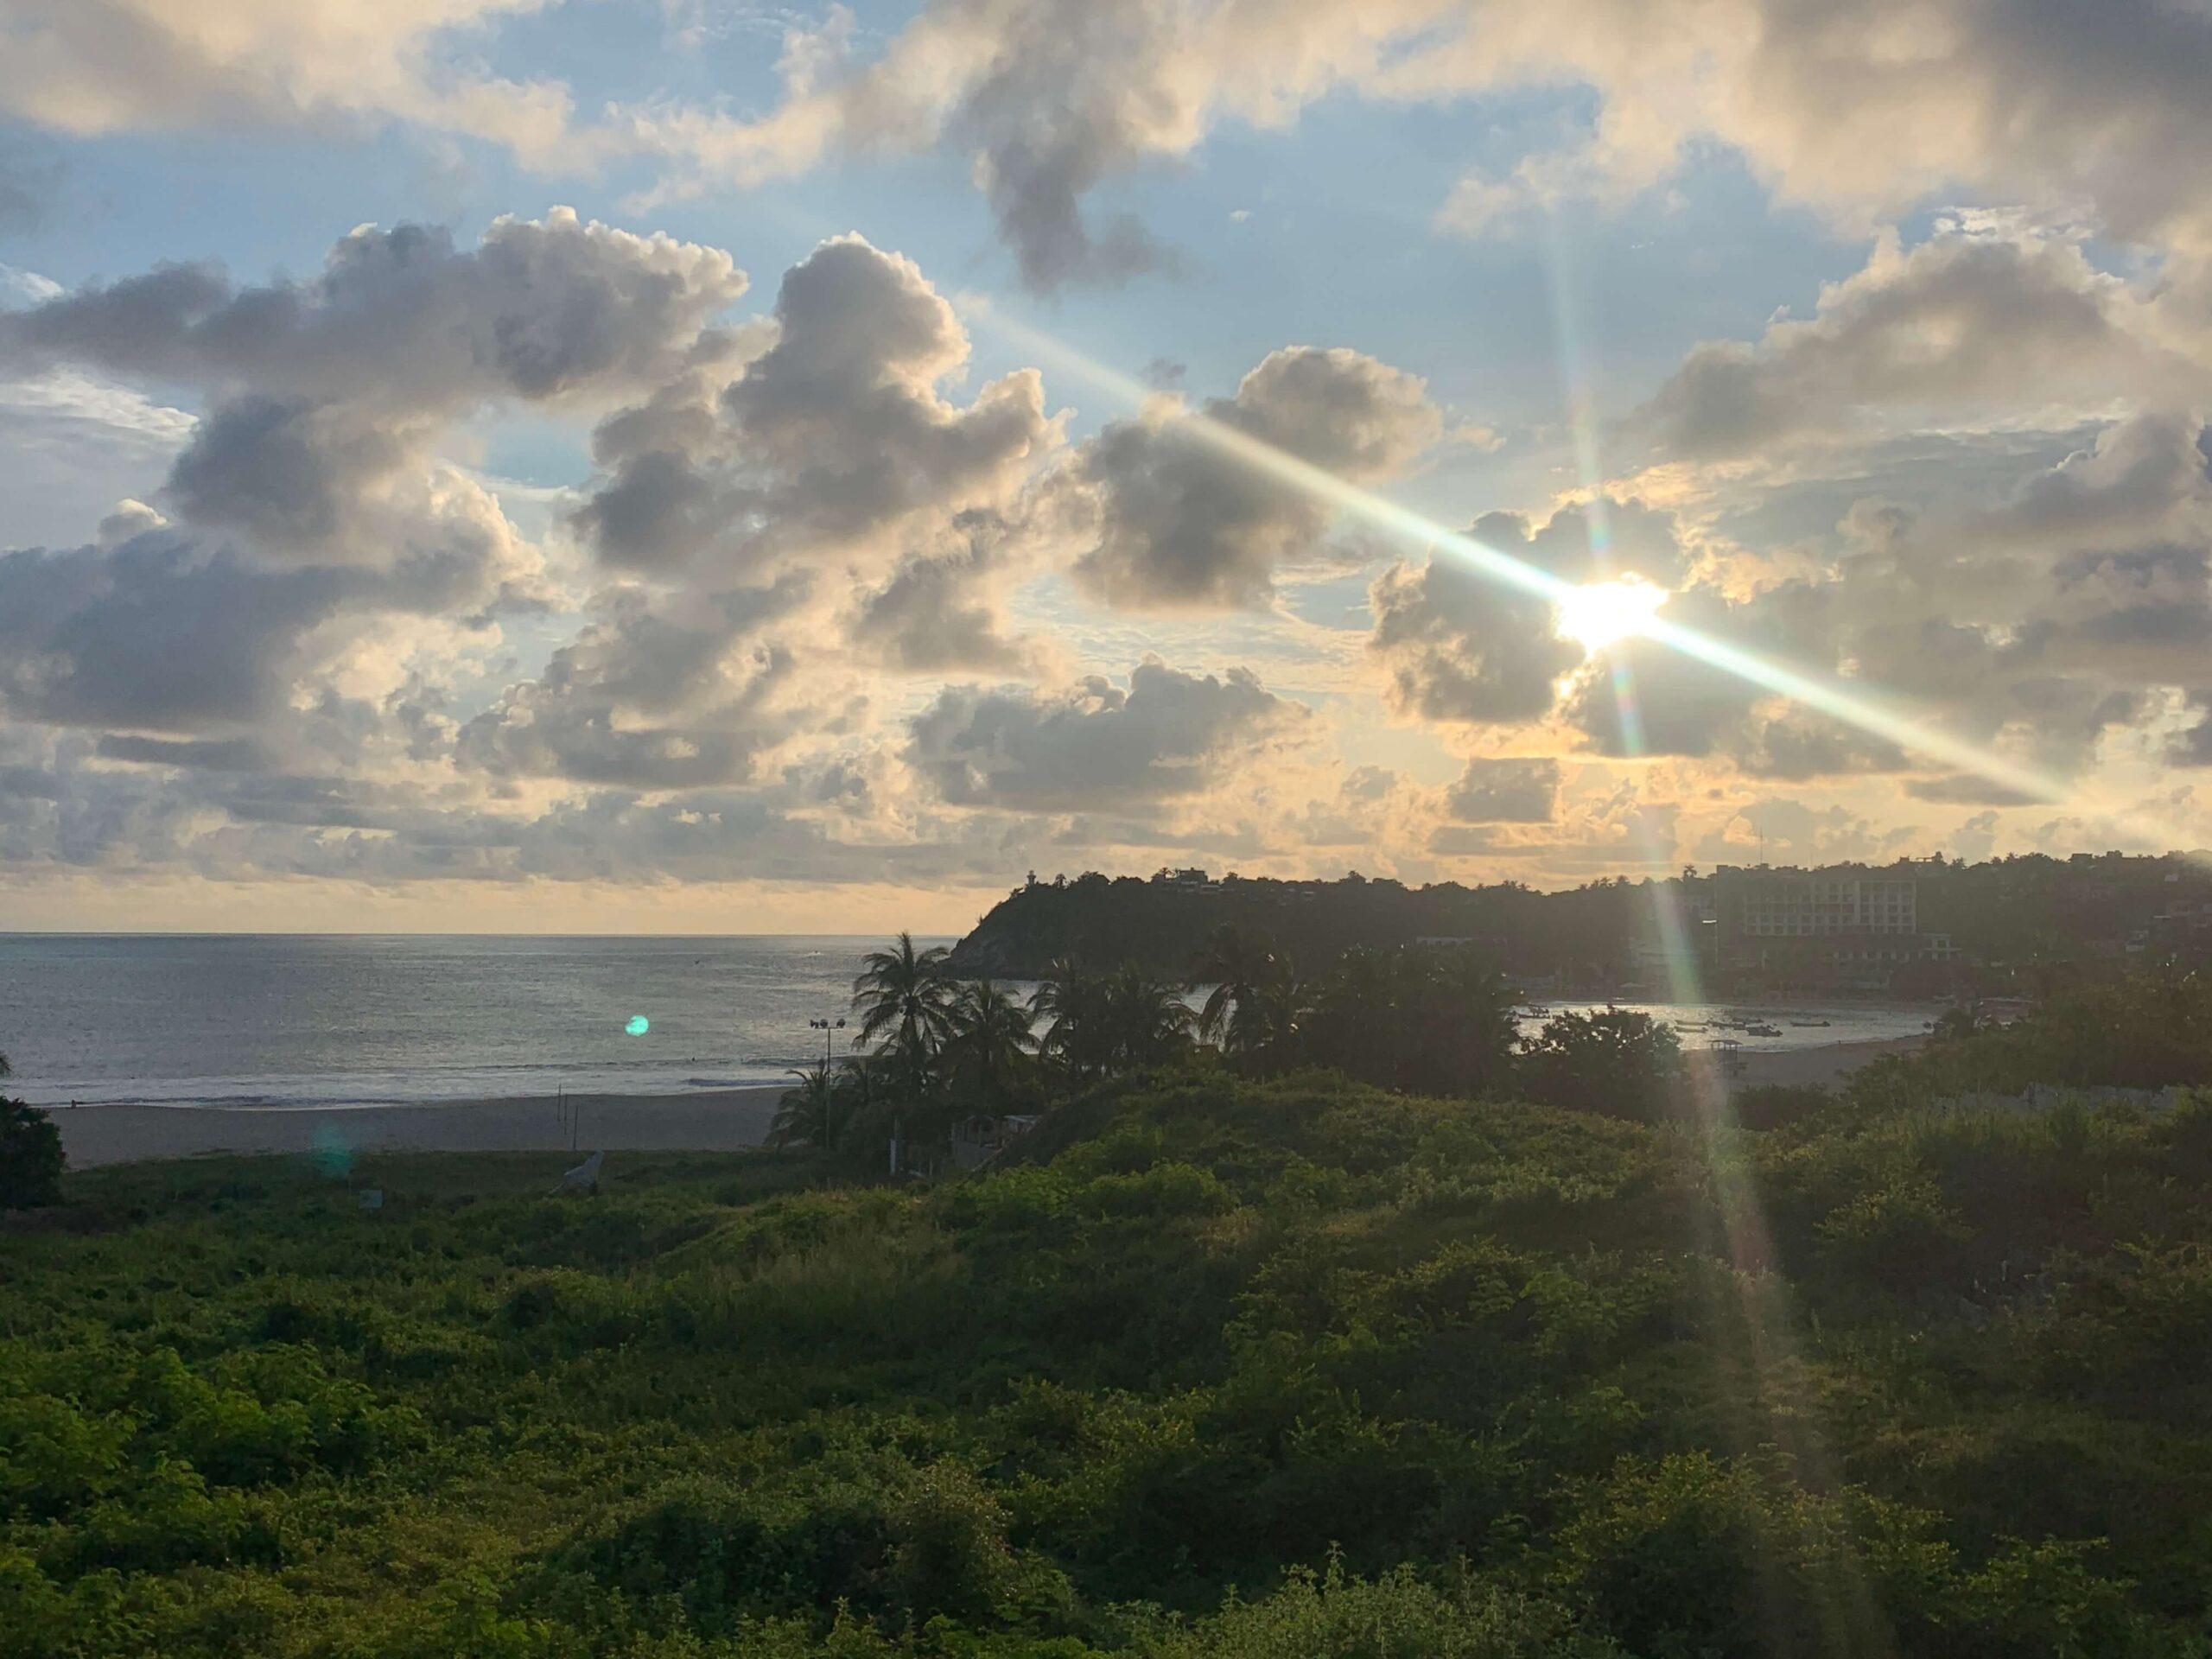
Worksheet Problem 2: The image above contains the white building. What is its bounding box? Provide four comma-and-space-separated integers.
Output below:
1737, 876, 1916, 938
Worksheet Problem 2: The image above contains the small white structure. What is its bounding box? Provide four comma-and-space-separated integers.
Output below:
559, 1150, 604, 1193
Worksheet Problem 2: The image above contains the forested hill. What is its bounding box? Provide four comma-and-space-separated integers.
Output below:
946, 870, 1646, 980
944, 853, 2212, 982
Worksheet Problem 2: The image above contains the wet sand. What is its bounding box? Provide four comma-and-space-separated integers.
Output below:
53, 1087, 785, 1169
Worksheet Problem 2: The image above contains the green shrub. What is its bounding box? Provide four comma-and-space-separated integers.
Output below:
0, 1097, 63, 1209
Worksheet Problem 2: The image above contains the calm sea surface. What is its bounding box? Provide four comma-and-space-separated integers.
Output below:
0, 935, 938, 1109
0, 935, 1935, 1110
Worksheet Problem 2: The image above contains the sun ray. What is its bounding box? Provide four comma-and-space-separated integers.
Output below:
961, 293, 2198, 856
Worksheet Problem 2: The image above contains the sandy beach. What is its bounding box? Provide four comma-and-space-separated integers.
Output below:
54, 1087, 786, 1169
52, 1037, 1923, 1169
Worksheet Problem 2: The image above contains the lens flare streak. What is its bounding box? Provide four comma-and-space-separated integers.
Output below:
965, 296, 2186, 851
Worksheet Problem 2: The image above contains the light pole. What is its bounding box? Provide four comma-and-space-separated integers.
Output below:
807, 1016, 847, 1068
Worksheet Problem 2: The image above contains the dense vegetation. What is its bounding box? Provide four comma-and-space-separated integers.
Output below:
0, 1052, 64, 1210
5, 983, 2212, 1657
947, 852, 2212, 988
774, 931, 1677, 1164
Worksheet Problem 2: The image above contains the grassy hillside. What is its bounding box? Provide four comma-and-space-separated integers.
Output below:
4, 1070, 2210, 1656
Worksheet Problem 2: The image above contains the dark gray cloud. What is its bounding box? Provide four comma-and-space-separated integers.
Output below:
165, 397, 414, 550
0, 209, 745, 413
1072, 346, 1440, 610
0, 212, 770, 785
95, 734, 270, 772
455, 580, 824, 790
0, 531, 347, 730
1904, 774, 2043, 807
851, 511, 1038, 675
574, 234, 1052, 575
0, 508, 519, 735
1442, 757, 1559, 823
1369, 556, 1572, 725
1369, 497, 1688, 726
906, 658, 1306, 811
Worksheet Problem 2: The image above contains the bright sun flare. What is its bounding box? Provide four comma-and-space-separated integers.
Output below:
1555, 576, 1669, 652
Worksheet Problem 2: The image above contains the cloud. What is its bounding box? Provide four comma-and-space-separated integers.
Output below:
1694, 798, 1919, 867
0, 531, 352, 730
1368, 497, 1688, 726
0, 208, 747, 415
621, 0, 1376, 289
850, 510, 1046, 676
0, 469, 531, 736
1905, 774, 2040, 807
0, 211, 757, 753
454, 578, 826, 789
629, 0, 2212, 288
1442, 757, 1559, 823
16, 0, 2212, 296
1636, 224, 2200, 462
573, 233, 1054, 577
1065, 345, 1440, 610
905, 657, 1308, 811
0, 0, 591, 168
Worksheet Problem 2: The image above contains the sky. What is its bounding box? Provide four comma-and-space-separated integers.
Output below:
3, 0, 2212, 933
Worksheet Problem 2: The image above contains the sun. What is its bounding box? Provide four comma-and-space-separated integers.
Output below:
1555, 576, 1669, 652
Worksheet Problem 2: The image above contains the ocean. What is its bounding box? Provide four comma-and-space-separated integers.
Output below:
0, 934, 935, 1110
0, 934, 1936, 1111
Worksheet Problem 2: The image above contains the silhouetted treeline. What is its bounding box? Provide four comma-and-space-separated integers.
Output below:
945, 851, 2212, 986
778, 927, 1686, 1160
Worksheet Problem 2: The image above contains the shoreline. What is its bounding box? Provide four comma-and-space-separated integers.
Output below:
52, 1086, 785, 1170
1721, 1033, 1923, 1090
48, 1035, 1924, 1169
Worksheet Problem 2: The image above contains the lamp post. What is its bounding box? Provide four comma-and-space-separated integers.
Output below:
807, 1016, 847, 1068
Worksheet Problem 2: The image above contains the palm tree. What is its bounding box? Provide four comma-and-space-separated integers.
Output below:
1192, 924, 1281, 1046
835, 1049, 885, 1118
852, 931, 955, 1089
1103, 964, 1195, 1070
1030, 957, 1111, 1078
942, 978, 1037, 1103
1306, 945, 1402, 1084
770, 1058, 840, 1148
1232, 967, 1306, 1073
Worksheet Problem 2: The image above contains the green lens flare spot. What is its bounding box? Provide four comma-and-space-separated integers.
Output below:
625, 1015, 651, 1036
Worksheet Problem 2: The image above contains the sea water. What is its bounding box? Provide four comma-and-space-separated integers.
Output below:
0, 935, 925, 1109
0, 934, 1935, 1110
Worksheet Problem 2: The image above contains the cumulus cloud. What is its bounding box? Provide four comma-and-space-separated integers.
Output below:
572, 234, 1054, 577
851, 510, 1046, 676
0, 209, 747, 415
905, 657, 1308, 811
1637, 224, 2202, 461
1067, 346, 1440, 609
16, 0, 2212, 296
1694, 798, 1919, 868
1368, 497, 1687, 726
627, 0, 2212, 287
454, 580, 830, 790
0, 211, 755, 764
0, 0, 591, 168
1442, 757, 1559, 823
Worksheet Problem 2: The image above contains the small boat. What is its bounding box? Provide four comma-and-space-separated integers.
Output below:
1745, 1022, 1783, 1037
1789, 1019, 1832, 1027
